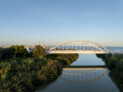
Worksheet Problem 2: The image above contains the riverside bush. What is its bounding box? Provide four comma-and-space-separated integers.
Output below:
96, 54, 123, 92
0, 48, 13, 60
0, 45, 79, 91
0, 58, 62, 91
0, 54, 79, 92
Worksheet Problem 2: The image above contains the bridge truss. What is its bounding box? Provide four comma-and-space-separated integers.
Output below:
48, 40, 110, 54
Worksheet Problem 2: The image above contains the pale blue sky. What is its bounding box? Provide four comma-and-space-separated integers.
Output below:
0, 0, 123, 46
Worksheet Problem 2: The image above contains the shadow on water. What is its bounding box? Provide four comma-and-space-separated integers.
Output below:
36, 78, 59, 91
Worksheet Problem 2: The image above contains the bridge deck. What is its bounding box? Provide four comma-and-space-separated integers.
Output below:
49, 50, 108, 54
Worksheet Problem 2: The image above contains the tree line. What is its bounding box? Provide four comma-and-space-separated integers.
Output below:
0, 45, 46, 60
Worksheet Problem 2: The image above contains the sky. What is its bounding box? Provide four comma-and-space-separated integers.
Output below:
0, 0, 123, 46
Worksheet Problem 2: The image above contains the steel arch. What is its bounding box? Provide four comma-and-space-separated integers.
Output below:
48, 40, 109, 54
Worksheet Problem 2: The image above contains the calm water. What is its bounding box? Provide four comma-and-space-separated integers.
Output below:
107, 47, 123, 53
35, 54, 120, 92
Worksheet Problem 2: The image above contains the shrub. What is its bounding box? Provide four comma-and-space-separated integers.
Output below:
10, 45, 27, 58
97, 54, 123, 92
0, 48, 13, 60
31, 45, 46, 58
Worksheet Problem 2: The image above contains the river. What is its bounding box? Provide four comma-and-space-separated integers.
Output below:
35, 54, 120, 92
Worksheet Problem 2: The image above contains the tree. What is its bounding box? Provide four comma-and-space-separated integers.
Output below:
31, 45, 46, 58
10, 45, 27, 58
0, 48, 13, 60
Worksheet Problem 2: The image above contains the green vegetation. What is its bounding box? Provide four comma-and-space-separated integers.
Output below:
0, 47, 13, 60
10, 45, 28, 58
0, 58, 62, 91
31, 45, 46, 58
0, 45, 79, 92
47, 54, 79, 66
0, 45, 46, 60
96, 54, 123, 92
0, 45, 28, 60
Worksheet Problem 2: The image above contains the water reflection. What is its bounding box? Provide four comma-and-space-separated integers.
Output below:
36, 54, 119, 92
60, 66, 108, 83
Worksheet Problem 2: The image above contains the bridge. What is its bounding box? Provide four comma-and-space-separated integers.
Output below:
59, 65, 108, 83
48, 40, 110, 54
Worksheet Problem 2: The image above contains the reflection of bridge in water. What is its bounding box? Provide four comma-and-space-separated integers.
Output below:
59, 65, 108, 83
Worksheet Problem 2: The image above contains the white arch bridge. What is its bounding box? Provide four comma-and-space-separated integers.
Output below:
47, 40, 110, 54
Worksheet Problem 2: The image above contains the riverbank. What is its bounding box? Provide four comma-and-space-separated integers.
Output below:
0, 54, 78, 92
0, 45, 79, 91
96, 54, 123, 92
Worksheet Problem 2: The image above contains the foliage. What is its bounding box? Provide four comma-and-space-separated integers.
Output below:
31, 45, 46, 58
0, 45, 46, 61
10, 45, 28, 58
47, 54, 79, 66
96, 54, 123, 92
0, 53, 78, 91
0, 58, 62, 91
0, 48, 13, 60
0, 44, 79, 91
